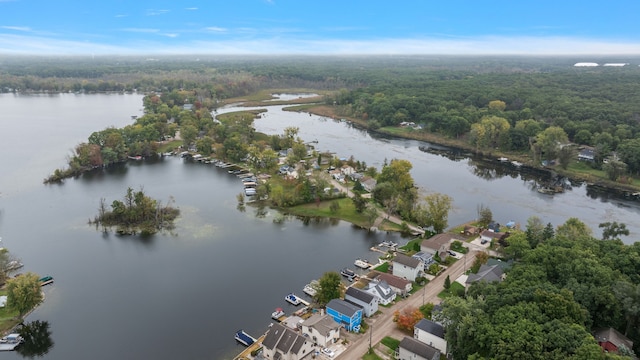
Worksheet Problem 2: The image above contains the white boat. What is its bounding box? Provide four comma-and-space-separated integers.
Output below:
498, 157, 509, 162
354, 258, 371, 269
0, 333, 23, 351
271, 307, 285, 320
234, 330, 256, 347
285, 293, 302, 305
511, 160, 523, 167
379, 241, 398, 248
303, 280, 318, 297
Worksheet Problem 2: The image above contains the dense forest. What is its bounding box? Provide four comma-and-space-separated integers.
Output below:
439, 217, 640, 359
7, 55, 640, 186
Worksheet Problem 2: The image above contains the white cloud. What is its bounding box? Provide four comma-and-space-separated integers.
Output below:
185, 7, 198, 11
115, 14, 128, 18
204, 27, 227, 33
1, 26, 31, 32
1, 33, 639, 56
146, 9, 169, 16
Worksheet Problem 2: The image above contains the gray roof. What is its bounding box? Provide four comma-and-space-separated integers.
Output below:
415, 319, 445, 339
394, 253, 422, 269
399, 336, 440, 359
301, 314, 340, 337
466, 264, 503, 284
593, 327, 634, 350
345, 286, 375, 304
367, 280, 395, 301
326, 298, 362, 317
262, 323, 308, 355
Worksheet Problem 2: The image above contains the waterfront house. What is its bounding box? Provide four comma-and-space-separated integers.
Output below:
593, 327, 634, 355
578, 147, 596, 162
300, 313, 341, 347
262, 323, 314, 360
366, 279, 396, 305
345, 286, 378, 317
421, 233, 457, 256
465, 264, 505, 286
479, 229, 507, 244
361, 177, 377, 192
325, 298, 363, 332
371, 272, 413, 297
396, 336, 441, 360
414, 319, 447, 354
392, 253, 423, 282
340, 165, 355, 176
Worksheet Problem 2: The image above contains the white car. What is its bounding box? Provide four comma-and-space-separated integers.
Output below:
321, 347, 335, 357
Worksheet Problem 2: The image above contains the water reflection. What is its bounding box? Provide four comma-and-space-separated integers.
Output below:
16, 320, 54, 358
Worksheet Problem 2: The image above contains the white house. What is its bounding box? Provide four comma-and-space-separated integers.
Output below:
300, 313, 341, 347
392, 253, 423, 282
366, 279, 396, 305
373, 272, 413, 297
396, 336, 440, 360
262, 323, 315, 360
340, 165, 355, 176
414, 319, 447, 355
345, 286, 378, 317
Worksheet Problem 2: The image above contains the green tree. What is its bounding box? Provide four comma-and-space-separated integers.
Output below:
525, 216, 545, 248
316, 271, 342, 306
535, 126, 569, 162
602, 160, 627, 181
617, 138, 640, 174
477, 204, 493, 226
444, 275, 451, 290
503, 232, 530, 260
351, 192, 368, 213
488, 100, 506, 112
6, 272, 43, 317
598, 222, 629, 241
421, 193, 453, 233
469, 115, 511, 149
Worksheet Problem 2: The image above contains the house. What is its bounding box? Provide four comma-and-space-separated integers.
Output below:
421, 233, 458, 255
593, 327, 634, 354
578, 147, 596, 162
396, 336, 440, 360
340, 165, 355, 176
414, 319, 447, 354
466, 264, 505, 286
412, 250, 436, 268
463, 225, 479, 236
479, 230, 508, 244
262, 323, 315, 360
392, 253, 423, 282
361, 177, 377, 192
300, 313, 341, 347
345, 286, 378, 317
326, 299, 363, 332
366, 279, 396, 305
372, 272, 413, 297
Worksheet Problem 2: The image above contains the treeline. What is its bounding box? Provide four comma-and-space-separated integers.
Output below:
438, 218, 640, 359
92, 187, 179, 235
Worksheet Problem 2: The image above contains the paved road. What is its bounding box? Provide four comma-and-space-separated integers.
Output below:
336, 250, 479, 359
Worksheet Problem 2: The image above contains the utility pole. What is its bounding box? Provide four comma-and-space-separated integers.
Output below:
369, 323, 373, 353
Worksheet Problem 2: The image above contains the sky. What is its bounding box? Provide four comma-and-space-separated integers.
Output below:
1, 0, 640, 56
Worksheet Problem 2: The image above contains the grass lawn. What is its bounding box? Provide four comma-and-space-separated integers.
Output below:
362, 351, 384, 360
157, 139, 182, 153
373, 262, 390, 273
381, 336, 401, 351
438, 281, 465, 299
215, 109, 267, 124
0, 289, 21, 334
285, 198, 374, 228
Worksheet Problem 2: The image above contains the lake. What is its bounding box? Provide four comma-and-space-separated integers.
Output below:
0, 93, 638, 359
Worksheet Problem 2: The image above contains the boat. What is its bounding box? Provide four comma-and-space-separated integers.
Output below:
379, 241, 398, 248
4, 260, 23, 272
511, 160, 523, 167
271, 307, 285, 320
354, 258, 371, 269
39, 275, 54, 286
0, 333, 23, 351
340, 268, 356, 279
234, 329, 256, 347
498, 157, 509, 162
285, 293, 302, 305
303, 280, 318, 297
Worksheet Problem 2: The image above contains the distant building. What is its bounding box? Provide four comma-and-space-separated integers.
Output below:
574, 62, 599, 67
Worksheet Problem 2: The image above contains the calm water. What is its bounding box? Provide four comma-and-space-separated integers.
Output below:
1, 93, 639, 360
0, 93, 401, 359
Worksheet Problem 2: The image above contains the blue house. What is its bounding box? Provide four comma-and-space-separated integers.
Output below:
326, 299, 362, 332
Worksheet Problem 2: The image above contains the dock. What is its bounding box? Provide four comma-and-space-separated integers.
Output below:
233, 334, 265, 360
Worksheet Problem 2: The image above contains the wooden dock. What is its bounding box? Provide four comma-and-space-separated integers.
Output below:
233, 334, 265, 360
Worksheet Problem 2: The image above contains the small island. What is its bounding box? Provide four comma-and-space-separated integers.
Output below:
91, 187, 180, 236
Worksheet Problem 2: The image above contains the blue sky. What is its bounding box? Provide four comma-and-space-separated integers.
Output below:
1, 0, 639, 55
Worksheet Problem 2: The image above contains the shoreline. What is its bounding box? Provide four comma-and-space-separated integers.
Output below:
290, 104, 640, 197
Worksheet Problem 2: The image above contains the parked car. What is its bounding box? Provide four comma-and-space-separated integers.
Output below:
447, 250, 457, 257
321, 347, 335, 357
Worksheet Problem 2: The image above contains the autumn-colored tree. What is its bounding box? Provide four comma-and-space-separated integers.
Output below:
393, 306, 424, 332
488, 100, 506, 112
